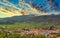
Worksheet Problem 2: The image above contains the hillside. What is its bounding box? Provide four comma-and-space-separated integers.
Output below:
0, 15, 60, 23
0, 15, 60, 29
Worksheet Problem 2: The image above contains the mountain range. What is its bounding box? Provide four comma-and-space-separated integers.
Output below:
0, 15, 60, 25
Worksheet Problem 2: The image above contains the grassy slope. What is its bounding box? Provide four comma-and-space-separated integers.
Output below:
0, 15, 60, 30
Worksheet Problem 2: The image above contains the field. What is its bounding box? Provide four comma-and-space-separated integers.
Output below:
0, 15, 60, 38
0, 26, 58, 38
0, 22, 60, 38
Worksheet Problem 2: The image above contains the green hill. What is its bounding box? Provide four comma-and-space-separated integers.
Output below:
0, 15, 60, 29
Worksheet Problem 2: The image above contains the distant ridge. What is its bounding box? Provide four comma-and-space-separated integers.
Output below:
0, 15, 60, 24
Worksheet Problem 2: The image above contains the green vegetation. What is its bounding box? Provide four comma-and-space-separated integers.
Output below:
0, 22, 58, 38
0, 22, 54, 30
0, 15, 60, 38
0, 15, 60, 29
0, 31, 57, 38
0, 22, 59, 30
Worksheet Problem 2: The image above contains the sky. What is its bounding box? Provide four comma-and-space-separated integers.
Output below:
0, 0, 60, 18
8, 0, 19, 4
7, 0, 60, 11
0, 0, 60, 12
